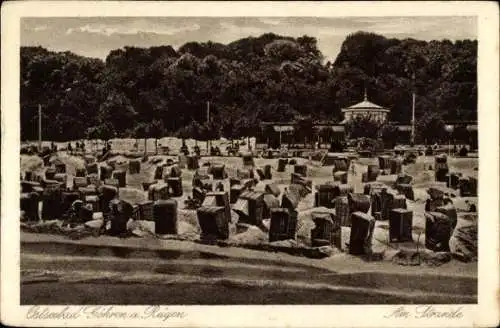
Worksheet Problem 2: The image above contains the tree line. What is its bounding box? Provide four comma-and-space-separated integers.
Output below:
21, 31, 477, 144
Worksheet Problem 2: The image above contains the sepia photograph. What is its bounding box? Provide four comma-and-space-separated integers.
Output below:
2, 1, 499, 327
18, 14, 480, 304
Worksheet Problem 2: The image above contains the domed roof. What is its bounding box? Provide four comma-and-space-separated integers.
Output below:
345, 99, 386, 110
341, 90, 389, 112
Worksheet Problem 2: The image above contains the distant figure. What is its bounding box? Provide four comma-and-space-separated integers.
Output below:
180, 142, 189, 156
67, 142, 73, 152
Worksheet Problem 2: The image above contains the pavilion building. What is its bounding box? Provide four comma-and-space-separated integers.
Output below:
258, 88, 477, 149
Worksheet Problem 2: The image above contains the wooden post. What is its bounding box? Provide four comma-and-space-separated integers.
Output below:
207, 101, 210, 123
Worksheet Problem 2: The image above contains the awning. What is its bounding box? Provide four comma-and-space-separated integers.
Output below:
314, 126, 345, 132
273, 125, 294, 132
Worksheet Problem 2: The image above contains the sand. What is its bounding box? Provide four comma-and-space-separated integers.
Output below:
20, 146, 478, 269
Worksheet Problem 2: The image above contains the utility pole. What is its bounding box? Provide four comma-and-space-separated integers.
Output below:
38, 104, 42, 152
206, 101, 211, 152
410, 70, 416, 146
206, 101, 210, 123
411, 92, 416, 145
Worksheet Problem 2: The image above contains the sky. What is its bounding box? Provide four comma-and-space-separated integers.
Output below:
21, 16, 477, 62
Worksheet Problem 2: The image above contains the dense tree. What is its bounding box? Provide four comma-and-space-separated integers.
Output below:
98, 91, 138, 136
295, 116, 315, 148
199, 120, 221, 152
85, 122, 115, 152
345, 116, 383, 140
20, 31, 477, 144
21, 47, 105, 141
416, 111, 446, 144
318, 127, 335, 146
380, 122, 400, 149
133, 122, 150, 156
234, 115, 258, 150
148, 119, 165, 154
